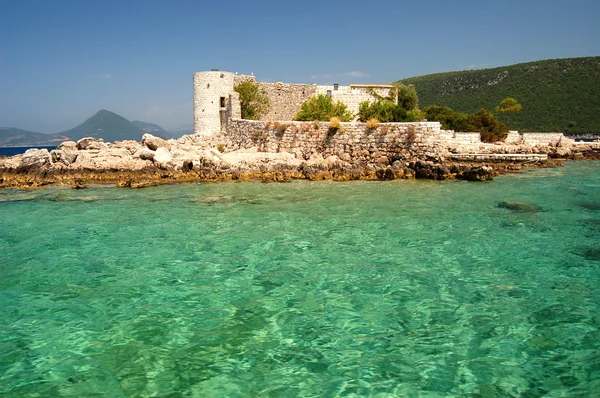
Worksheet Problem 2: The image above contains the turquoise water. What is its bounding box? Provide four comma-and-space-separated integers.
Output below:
1, 162, 599, 397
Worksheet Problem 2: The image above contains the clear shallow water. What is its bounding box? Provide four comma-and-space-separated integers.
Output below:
1, 162, 599, 397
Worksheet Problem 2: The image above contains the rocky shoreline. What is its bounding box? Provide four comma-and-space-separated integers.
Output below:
1, 132, 598, 190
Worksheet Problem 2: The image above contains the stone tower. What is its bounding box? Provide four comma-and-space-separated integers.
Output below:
193, 70, 236, 135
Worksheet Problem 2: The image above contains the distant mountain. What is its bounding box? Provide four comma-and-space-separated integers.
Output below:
57, 110, 145, 142
0, 127, 68, 147
1, 110, 179, 147
398, 56, 600, 133
131, 120, 172, 139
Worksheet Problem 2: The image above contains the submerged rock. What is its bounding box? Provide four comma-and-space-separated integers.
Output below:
497, 201, 544, 212
577, 202, 600, 211
573, 246, 600, 262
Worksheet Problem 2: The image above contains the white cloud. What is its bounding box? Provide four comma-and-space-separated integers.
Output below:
98, 73, 113, 79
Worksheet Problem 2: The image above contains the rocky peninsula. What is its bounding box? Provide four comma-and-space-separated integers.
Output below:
1, 121, 599, 190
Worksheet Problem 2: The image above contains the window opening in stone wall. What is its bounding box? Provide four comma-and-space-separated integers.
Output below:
334, 83, 339, 90
327, 90, 332, 98
207, 83, 210, 88
220, 97, 226, 108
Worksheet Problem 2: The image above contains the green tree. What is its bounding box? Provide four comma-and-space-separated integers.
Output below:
233, 80, 270, 120
495, 97, 522, 127
467, 108, 509, 142
422, 105, 470, 131
393, 83, 419, 112
293, 94, 354, 121
358, 100, 408, 122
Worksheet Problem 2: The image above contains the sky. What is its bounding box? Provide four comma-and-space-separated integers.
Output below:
1, 0, 599, 133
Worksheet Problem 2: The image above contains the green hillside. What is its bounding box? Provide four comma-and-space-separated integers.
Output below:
131, 121, 173, 139
58, 110, 145, 142
398, 57, 600, 133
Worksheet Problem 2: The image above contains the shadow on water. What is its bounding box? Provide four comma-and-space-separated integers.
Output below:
576, 201, 600, 211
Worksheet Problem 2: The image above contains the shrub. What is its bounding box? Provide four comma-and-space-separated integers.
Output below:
233, 80, 270, 120
358, 100, 408, 122
294, 94, 354, 122
422, 105, 470, 131
327, 116, 345, 136
274, 122, 289, 134
467, 108, 509, 142
394, 83, 419, 112
366, 118, 380, 129
216, 143, 225, 152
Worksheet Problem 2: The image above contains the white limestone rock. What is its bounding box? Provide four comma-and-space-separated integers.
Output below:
19, 148, 51, 170
57, 141, 77, 150
50, 149, 78, 165
153, 147, 174, 169
142, 134, 171, 151
133, 148, 156, 161
77, 137, 107, 150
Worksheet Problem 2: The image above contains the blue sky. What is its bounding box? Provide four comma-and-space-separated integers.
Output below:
1, 0, 598, 133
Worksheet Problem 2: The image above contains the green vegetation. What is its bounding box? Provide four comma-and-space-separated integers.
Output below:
294, 94, 353, 122
495, 97, 522, 128
467, 108, 509, 142
422, 106, 471, 132
422, 105, 508, 142
234, 80, 270, 120
394, 83, 419, 112
357, 83, 419, 123
398, 57, 600, 133
358, 101, 408, 122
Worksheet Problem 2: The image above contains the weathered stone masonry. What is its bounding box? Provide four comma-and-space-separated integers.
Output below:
193, 70, 579, 163
193, 70, 394, 135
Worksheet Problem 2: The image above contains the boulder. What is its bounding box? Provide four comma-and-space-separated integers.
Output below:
460, 166, 495, 182
133, 148, 156, 161
72, 147, 136, 170
412, 160, 449, 180
153, 147, 174, 169
77, 137, 107, 150
18, 148, 51, 170
142, 134, 171, 151
113, 140, 143, 154
57, 141, 77, 150
50, 149, 78, 165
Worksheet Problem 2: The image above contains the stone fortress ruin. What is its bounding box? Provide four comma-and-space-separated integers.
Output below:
192, 69, 580, 164
193, 70, 397, 135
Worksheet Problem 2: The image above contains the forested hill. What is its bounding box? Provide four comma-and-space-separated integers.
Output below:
397, 57, 600, 134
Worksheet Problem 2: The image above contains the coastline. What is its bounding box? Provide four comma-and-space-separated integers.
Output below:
1, 129, 598, 190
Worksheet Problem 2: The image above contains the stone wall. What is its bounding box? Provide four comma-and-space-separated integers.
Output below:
258, 82, 316, 121
226, 119, 447, 162
521, 132, 573, 146
193, 71, 237, 135
452, 132, 481, 144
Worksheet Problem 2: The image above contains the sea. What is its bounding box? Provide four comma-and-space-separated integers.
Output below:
0, 146, 57, 157
1, 161, 599, 397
